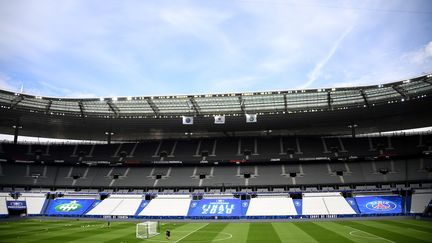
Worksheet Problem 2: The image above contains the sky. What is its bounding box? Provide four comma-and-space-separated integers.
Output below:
0, 0, 431, 98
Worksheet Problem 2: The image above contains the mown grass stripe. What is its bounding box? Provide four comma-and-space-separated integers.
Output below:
97, 227, 137, 243
160, 222, 187, 232
272, 222, 319, 243
1, 219, 431, 242
338, 221, 429, 243
103, 221, 186, 243
294, 222, 355, 243
247, 222, 282, 243
315, 221, 374, 243
175, 223, 209, 243
390, 219, 432, 228
0, 220, 91, 239
0, 220, 72, 230
358, 220, 432, 242
374, 220, 432, 234
219, 222, 250, 243
64, 222, 139, 243
25, 222, 132, 243
179, 222, 229, 242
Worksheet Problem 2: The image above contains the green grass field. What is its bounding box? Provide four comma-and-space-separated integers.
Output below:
0, 218, 431, 243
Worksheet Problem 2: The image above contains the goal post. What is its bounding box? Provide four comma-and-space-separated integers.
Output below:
136, 221, 160, 239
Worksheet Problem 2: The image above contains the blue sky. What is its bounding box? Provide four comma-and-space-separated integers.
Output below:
0, 0, 431, 98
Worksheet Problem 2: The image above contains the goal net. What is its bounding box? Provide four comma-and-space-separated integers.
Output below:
136, 221, 160, 239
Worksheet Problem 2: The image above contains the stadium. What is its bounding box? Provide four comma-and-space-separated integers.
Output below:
1, 1, 432, 243
0, 73, 431, 242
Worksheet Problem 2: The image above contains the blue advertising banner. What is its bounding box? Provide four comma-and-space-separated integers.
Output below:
293, 199, 302, 215
355, 196, 402, 214
241, 200, 250, 215
6, 201, 27, 210
345, 198, 360, 214
84, 200, 101, 214
188, 199, 244, 216
134, 200, 150, 216
46, 199, 96, 215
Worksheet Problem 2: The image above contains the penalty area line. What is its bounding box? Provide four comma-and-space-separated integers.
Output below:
344, 226, 395, 243
174, 223, 209, 243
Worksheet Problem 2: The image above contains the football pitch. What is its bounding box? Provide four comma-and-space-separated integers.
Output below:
0, 219, 431, 243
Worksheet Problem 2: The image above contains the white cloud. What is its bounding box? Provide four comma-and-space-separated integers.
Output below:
301, 25, 353, 89
0, 0, 430, 96
0, 73, 20, 92
67, 92, 97, 98
210, 75, 267, 93
259, 58, 295, 72
406, 41, 432, 64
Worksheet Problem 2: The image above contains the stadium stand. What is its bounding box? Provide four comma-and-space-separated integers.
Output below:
246, 196, 297, 216
322, 194, 356, 215
0, 157, 430, 191
109, 195, 143, 216
410, 189, 432, 213
138, 195, 191, 216
0, 74, 431, 222
302, 195, 330, 215
0, 195, 8, 216
302, 192, 355, 215
86, 197, 124, 216
21, 193, 45, 215
1, 135, 432, 164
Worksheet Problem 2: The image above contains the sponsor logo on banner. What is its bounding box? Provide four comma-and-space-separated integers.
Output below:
214, 115, 225, 124
55, 200, 82, 212
182, 116, 194, 125
245, 114, 257, 123
6, 201, 27, 210
366, 200, 397, 211
188, 199, 243, 216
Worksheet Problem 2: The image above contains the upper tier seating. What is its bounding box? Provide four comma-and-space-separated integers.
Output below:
0, 158, 430, 189
1, 134, 430, 164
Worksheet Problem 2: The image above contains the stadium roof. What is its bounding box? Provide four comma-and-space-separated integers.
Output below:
0, 73, 432, 140
0, 74, 431, 119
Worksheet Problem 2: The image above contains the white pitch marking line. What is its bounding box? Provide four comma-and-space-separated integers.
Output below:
147, 232, 232, 243
345, 226, 395, 243
174, 223, 209, 243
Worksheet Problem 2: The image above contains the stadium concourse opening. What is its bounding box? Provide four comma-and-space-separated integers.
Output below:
0, 75, 432, 242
